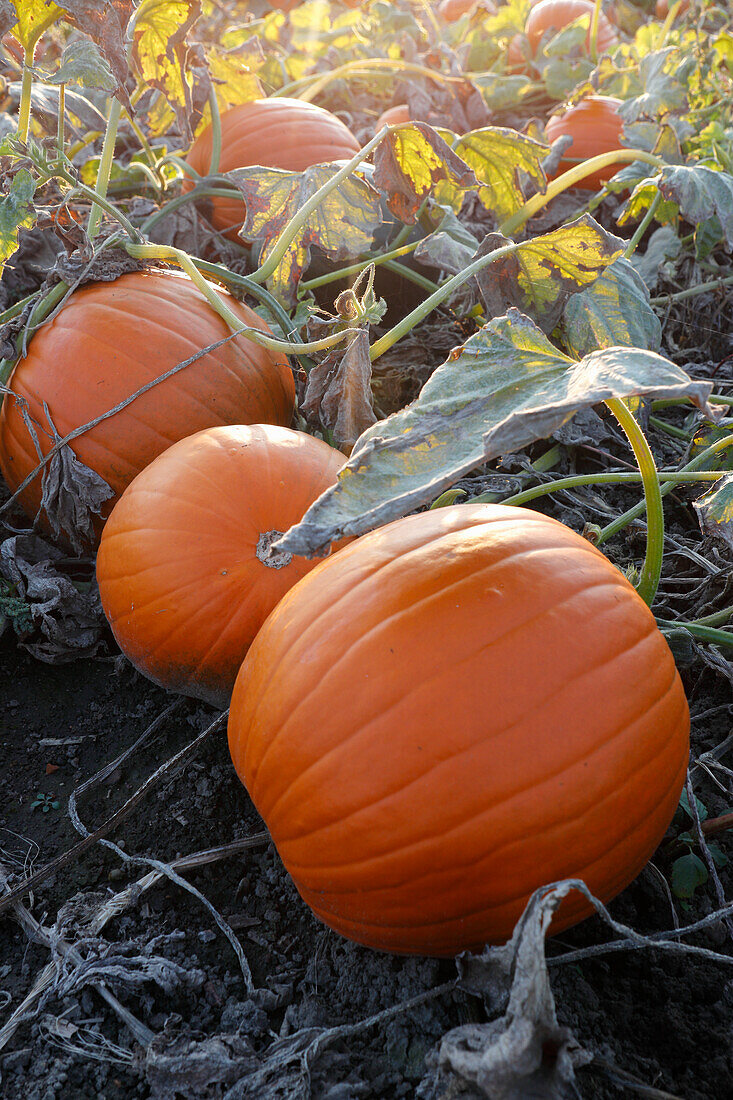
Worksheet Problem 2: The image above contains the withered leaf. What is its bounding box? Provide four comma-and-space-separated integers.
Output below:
302, 328, 377, 449
132, 0, 204, 141
373, 122, 478, 224
230, 164, 382, 306
694, 474, 733, 549
475, 215, 625, 332
55, 0, 135, 108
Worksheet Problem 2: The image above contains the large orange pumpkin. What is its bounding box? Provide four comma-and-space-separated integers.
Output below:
228, 504, 689, 956
545, 95, 626, 189
526, 0, 619, 55
97, 425, 346, 709
0, 271, 294, 548
437, 0, 497, 21
185, 98, 361, 241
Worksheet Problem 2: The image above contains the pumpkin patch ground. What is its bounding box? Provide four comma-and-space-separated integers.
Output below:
2, 0, 733, 1096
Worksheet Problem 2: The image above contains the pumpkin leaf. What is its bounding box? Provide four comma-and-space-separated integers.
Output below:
628, 226, 681, 291
276, 310, 715, 556
693, 474, 733, 550
4, 0, 61, 49
616, 49, 693, 124
132, 0, 203, 140
449, 126, 548, 224
475, 215, 625, 332
230, 165, 383, 306
671, 852, 708, 901
0, 168, 36, 269
561, 258, 662, 357
54, 0, 135, 108
302, 329, 377, 449
621, 165, 733, 250
372, 122, 478, 223
45, 38, 117, 90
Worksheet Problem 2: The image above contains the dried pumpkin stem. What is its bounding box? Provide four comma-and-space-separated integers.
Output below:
87, 95, 123, 241
499, 149, 664, 238
604, 397, 664, 607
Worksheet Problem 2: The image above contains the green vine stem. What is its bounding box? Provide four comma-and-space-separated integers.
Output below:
0, 291, 37, 326
650, 275, 733, 306
589, 0, 602, 63
493, 469, 722, 508
208, 87, 222, 176
598, 433, 733, 544
301, 241, 421, 290
499, 150, 664, 237
18, 45, 35, 142
87, 96, 123, 241
56, 83, 65, 158
370, 237, 525, 361
623, 191, 662, 259
656, 620, 733, 648
124, 242, 358, 356
604, 397, 664, 607
0, 281, 70, 390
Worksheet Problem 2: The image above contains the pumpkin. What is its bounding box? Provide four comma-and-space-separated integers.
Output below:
655, 0, 689, 15
185, 98, 361, 242
228, 504, 689, 956
545, 95, 625, 190
506, 33, 529, 72
437, 0, 497, 21
0, 270, 294, 548
97, 424, 346, 709
374, 104, 411, 132
526, 0, 619, 55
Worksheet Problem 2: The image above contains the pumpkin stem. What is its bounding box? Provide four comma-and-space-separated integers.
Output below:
87, 96, 123, 241
256, 531, 293, 570
604, 398, 664, 607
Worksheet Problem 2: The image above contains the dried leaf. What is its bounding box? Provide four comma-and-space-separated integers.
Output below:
373, 122, 478, 224
302, 328, 377, 448
561, 257, 661, 357
0, 168, 36, 269
276, 310, 715, 556
231, 165, 382, 306
475, 215, 625, 332
54, 0, 135, 108
693, 474, 733, 549
132, 0, 203, 141
450, 127, 549, 224
0, 0, 17, 37
418, 882, 592, 1100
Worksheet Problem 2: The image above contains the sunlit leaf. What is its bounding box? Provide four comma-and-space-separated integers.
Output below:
230, 165, 383, 306
203, 42, 264, 119
46, 38, 116, 90
617, 49, 693, 123
373, 123, 477, 223
693, 473, 733, 549
132, 0, 202, 139
5, 0, 61, 50
0, 168, 35, 268
690, 421, 733, 470
562, 258, 661, 357
542, 57, 594, 101
449, 127, 548, 224
276, 310, 715, 556
620, 164, 733, 250
475, 215, 624, 332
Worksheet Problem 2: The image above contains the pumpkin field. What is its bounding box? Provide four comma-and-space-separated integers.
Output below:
1, 0, 733, 1096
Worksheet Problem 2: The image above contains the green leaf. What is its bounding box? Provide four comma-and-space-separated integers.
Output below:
450, 126, 548, 224
372, 123, 478, 224
671, 852, 708, 900
132, 0, 202, 139
620, 165, 733, 250
5, 0, 61, 50
693, 473, 733, 549
679, 788, 708, 823
628, 226, 681, 291
562, 257, 661, 357
471, 73, 532, 111
0, 168, 36, 268
276, 310, 715, 556
230, 165, 383, 306
475, 215, 624, 332
617, 49, 694, 124
45, 37, 116, 89
542, 57, 594, 102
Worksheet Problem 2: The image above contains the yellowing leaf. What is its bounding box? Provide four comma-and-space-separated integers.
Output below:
6, 0, 61, 50
0, 168, 35, 268
373, 123, 477, 223
694, 474, 733, 549
451, 127, 548, 223
133, 0, 202, 138
561, 258, 661, 357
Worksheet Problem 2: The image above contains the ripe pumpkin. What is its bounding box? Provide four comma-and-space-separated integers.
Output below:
545, 95, 626, 190
374, 104, 411, 132
437, 0, 497, 21
185, 98, 361, 241
228, 504, 689, 956
0, 270, 294, 548
526, 0, 619, 55
97, 425, 346, 709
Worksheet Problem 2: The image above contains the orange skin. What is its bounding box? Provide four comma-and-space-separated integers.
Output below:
374, 104, 411, 132
228, 504, 689, 956
97, 425, 347, 709
437, 0, 497, 21
0, 271, 294, 548
545, 95, 626, 190
526, 0, 619, 55
185, 98, 361, 242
